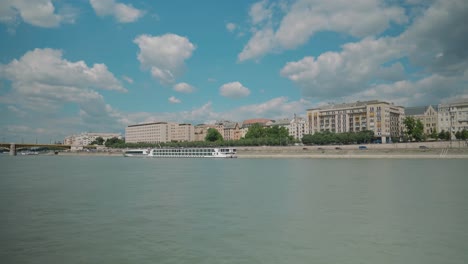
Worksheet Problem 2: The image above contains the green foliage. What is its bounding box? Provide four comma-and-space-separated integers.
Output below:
90, 136, 105, 145
455, 129, 468, 140
438, 130, 451, 141
404, 116, 424, 141
430, 129, 438, 140
244, 124, 266, 139
205, 128, 223, 142
301, 130, 374, 145
244, 124, 292, 145
105, 137, 125, 147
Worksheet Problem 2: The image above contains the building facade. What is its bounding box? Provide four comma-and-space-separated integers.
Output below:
438, 100, 468, 139
288, 115, 310, 140
223, 122, 242, 141
125, 122, 194, 143
64, 132, 121, 146
405, 105, 438, 135
307, 100, 405, 143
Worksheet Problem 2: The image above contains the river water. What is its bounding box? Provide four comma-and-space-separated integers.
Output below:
1, 155, 467, 263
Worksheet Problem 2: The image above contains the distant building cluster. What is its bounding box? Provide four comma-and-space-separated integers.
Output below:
125, 122, 194, 143
307, 100, 405, 143
65, 99, 468, 146
64, 132, 122, 147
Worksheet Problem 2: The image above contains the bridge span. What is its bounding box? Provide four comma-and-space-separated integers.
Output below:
0, 143, 71, 156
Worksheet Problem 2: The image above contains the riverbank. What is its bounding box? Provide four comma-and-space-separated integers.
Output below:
32, 144, 468, 159
236, 146, 468, 159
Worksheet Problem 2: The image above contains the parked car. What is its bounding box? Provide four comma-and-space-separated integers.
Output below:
335, 147, 342, 150
358, 146, 368, 150
419, 145, 429, 149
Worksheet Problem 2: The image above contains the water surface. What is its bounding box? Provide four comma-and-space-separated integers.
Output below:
1, 156, 467, 263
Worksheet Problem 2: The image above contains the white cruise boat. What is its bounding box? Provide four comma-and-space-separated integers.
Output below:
124, 147, 237, 158
148, 147, 237, 158
123, 149, 151, 157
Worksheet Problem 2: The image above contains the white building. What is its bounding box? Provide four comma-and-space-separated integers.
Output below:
64, 132, 121, 146
125, 122, 195, 143
267, 116, 310, 140
289, 115, 309, 140
438, 100, 468, 139
307, 100, 405, 143
405, 105, 438, 135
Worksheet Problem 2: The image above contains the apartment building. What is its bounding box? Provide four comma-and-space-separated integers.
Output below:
125, 122, 194, 143
307, 100, 405, 143
223, 122, 242, 140
194, 123, 224, 141
288, 115, 310, 140
64, 132, 121, 146
405, 105, 438, 134
438, 100, 468, 139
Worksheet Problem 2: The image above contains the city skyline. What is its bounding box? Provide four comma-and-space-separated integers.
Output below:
1, 0, 467, 143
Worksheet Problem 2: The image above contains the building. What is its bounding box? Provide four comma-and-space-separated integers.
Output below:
307, 100, 405, 143
288, 115, 310, 140
223, 122, 242, 141
240, 118, 273, 138
125, 122, 194, 143
64, 132, 121, 146
405, 105, 438, 135
242, 118, 272, 128
438, 100, 468, 139
194, 124, 217, 141
267, 116, 309, 140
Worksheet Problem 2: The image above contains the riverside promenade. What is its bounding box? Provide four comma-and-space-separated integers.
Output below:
30, 141, 468, 159
236, 141, 468, 159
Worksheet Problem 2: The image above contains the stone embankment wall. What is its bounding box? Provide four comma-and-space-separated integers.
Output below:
241, 140, 467, 152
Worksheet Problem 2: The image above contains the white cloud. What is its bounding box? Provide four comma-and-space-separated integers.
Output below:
239, 0, 407, 61
0, 48, 127, 137
90, 0, 144, 23
219, 82, 251, 99
134, 34, 196, 84
280, 37, 405, 98
122, 75, 133, 84
0, 48, 126, 93
249, 0, 273, 25
168, 96, 181, 104
173, 82, 195, 93
342, 74, 468, 107
238, 27, 275, 62
0, 0, 77, 28
230, 97, 313, 120
226, 22, 237, 32
119, 97, 312, 127
279, 0, 468, 105
399, 0, 468, 76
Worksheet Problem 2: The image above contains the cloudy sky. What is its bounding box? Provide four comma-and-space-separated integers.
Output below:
1, 0, 467, 143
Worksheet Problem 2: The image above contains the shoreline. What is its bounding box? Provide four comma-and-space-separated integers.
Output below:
17, 147, 468, 159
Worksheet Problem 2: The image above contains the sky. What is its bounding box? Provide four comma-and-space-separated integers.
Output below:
0, 0, 467, 143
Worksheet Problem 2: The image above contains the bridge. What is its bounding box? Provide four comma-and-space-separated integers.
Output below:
0, 143, 71, 156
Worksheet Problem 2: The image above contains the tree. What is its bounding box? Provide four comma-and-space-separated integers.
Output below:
438, 130, 450, 141
403, 117, 424, 141
430, 129, 438, 140
245, 123, 266, 139
462, 129, 468, 140
205, 128, 223, 142
90, 136, 105, 145
105, 137, 125, 147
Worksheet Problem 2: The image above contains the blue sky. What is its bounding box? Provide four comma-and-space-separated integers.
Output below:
0, 0, 467, 143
